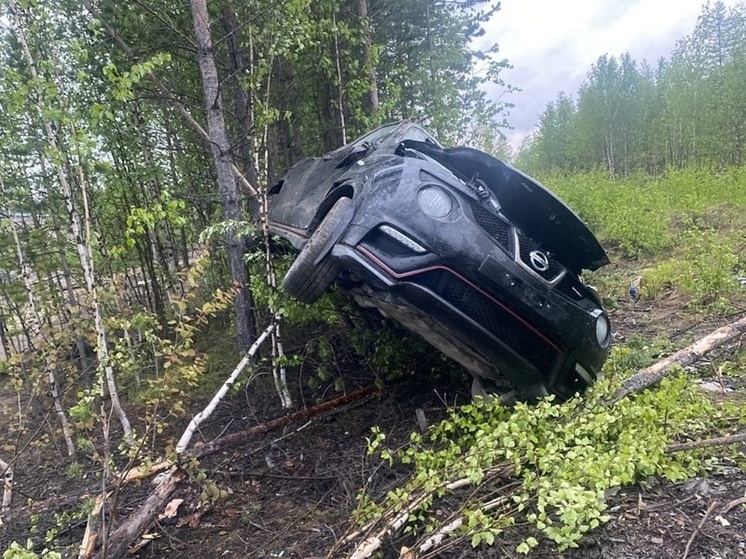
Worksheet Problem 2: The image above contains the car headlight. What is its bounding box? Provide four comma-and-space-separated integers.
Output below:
417, 186, 452, 218
595, 312, 610, 347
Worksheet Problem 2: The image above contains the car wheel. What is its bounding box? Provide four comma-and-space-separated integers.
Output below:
281, 197, 352, 304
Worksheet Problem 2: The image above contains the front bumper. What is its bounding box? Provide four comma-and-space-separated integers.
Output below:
333, 162, 608, 400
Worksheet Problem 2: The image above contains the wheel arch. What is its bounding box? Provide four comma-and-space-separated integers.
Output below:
311, 183, 355, 230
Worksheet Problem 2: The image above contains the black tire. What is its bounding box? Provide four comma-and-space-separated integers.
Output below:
281, 197, 352, 304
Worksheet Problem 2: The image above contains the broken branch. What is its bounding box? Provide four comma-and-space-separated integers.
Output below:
175, 321, 276, 455
610, 315, 746, 402
681, 500, 718, 559
92, 470, 186, 559
665, 431, 746, 453
192, 384, 379, 459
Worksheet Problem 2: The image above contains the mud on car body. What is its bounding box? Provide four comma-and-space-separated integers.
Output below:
267, 121, 611, 402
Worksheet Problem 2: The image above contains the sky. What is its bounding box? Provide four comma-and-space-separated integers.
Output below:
480, 0, 733, 149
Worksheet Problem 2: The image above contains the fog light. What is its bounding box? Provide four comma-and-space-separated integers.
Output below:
418, 186, 452, 218
595, 312, 610, 347
379, 225, 427, 253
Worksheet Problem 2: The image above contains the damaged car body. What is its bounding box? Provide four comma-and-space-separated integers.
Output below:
267, 121, 611, 402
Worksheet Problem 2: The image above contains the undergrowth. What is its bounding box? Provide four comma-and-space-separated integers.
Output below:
358, 360, 745, 553
547, 168, 746, 312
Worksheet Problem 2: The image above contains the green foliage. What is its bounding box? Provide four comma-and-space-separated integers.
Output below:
102, 53, 173, 102
545, 167, 746, 260
2, 541, 60, 559
358, 367, 742, 552
519, 2, 746, 174
644, 228, 741, 309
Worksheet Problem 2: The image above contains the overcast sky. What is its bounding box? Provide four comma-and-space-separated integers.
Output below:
480, 0, 733, 148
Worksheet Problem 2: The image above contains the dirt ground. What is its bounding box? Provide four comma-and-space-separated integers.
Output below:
1, 288, 745, 559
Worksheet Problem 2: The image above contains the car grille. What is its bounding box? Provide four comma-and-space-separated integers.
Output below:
555, 274, 590, 302
515, 232, 565, 283
470, 204, 512, 253
412, 269, 560, 373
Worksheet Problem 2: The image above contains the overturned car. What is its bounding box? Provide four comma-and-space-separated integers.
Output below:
267, 122, 611, 402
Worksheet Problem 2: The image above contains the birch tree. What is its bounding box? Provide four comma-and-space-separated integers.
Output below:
7, 0, 132, 437
2, 174, 76, 456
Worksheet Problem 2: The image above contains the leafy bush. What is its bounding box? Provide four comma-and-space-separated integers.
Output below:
358, 361, 744, 553
545, 167, 746, 258
2, 541, 61, 559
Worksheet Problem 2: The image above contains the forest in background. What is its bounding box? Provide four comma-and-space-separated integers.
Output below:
0, 0, 745, 557
518, 1, 746, 175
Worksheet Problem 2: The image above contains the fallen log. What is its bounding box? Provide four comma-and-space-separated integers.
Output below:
176, 321, 277, 455
609, 315, 746, 403
92, 470, 186, 559
192, 384, 380, 459
80, 384, 379, 559
666, 431, 746, 453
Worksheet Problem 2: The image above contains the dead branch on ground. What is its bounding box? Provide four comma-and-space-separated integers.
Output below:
666, 431, 746, 453
610, 315, 746, 403
175, 321, 276, 455
76, 383, 379, 559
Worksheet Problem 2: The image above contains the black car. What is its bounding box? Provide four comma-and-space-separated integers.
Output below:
267, 121, 611, 402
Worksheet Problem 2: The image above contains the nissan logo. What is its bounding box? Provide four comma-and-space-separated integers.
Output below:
529, 250, 550, 273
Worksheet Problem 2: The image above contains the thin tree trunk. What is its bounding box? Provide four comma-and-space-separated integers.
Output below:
221, 4, 261, 222
76, 163, 133, 437
0, 305, 11, 360
4, 176, 76, 456
55, 229, 93, 385
332, 12, 347, 145
8, 2, 132, 437
357, 0, 379, 115
0, 458, 12, 512
190, 0, 256, 353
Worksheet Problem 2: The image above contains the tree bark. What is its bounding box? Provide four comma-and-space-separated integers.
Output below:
357, 0, 379, 115
0, 458, 12, 512
221, 4, 260, 222
91, 470, 186, 559
190, 0, 256, 353
610, 314, 746, 402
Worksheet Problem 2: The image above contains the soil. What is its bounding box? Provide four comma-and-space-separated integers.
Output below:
1, 287, 745, 559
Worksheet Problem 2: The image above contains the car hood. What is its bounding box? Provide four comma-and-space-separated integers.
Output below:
401, 140, 610, 272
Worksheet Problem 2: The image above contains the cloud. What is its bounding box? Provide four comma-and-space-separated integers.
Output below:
480, 0, 732, 146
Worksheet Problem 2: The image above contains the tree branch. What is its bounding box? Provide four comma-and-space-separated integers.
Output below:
609, 315, 746, 403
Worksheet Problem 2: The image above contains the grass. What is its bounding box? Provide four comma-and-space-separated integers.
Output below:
544, 167, 746, 313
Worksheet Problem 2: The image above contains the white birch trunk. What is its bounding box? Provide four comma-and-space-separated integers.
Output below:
9, 1, 131, 437
260, 115, 293, 409
175, 322, 276, 455
0, 458, 12, 512
332, 12, 347, 145
4, 176, 76, 456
